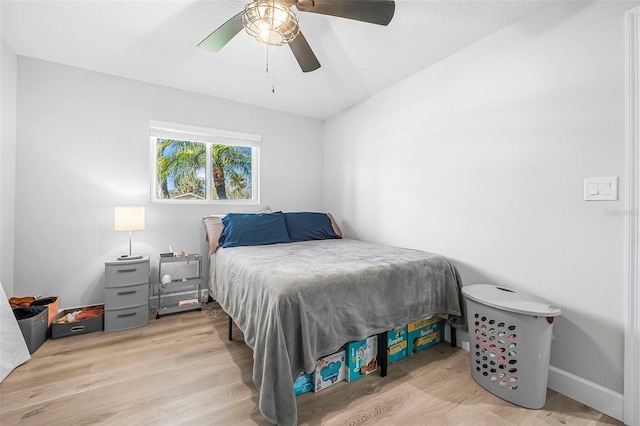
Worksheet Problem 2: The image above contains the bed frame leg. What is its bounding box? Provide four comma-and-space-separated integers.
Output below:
377, 330, 388, 377
450, 325, 457, 348
228, 315, 233, 341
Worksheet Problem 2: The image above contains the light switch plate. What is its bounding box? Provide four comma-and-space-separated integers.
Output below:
584, 177, 618, 201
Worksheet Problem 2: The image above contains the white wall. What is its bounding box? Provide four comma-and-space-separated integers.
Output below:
1, 39, 18, 296
14, 58, 324, 309
324, 0, 633, 401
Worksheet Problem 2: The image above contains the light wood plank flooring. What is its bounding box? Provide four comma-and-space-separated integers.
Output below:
1, 302, 622, 425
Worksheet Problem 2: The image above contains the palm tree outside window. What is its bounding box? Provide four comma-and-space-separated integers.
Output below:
150, 122, 260, 204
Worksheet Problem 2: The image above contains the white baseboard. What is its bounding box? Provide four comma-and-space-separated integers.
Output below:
547, 366, 624, 422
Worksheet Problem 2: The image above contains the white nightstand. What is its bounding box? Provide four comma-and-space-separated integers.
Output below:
104, 255, 150, 332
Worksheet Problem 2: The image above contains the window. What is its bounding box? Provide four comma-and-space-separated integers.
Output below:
150, 121, 260, 204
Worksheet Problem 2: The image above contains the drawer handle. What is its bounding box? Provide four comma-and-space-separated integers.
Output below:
70, 325, 86, 332
117, 268, 137, 273
117, 290, 137, 295
117, 312, 137, 318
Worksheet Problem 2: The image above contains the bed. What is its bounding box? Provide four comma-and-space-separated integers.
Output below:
202, 211, 464, 426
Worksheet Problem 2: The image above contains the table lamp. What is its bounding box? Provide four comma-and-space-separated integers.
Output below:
114, 206, 145, 260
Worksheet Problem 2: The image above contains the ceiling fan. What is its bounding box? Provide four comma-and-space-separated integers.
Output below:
198, 0, 396, 73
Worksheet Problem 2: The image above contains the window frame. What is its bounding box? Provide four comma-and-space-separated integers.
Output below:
149, 121, 261, 205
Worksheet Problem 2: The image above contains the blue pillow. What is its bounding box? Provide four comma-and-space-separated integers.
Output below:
219, 212, 290, 248
284, 212, 341, 242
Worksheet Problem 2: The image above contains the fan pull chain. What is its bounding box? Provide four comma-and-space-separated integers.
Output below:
264, 45, 277, 94
272, 45, 276, 94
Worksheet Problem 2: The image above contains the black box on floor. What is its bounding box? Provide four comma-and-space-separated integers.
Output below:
51, 305, 104, 339
16, 307, 48, 354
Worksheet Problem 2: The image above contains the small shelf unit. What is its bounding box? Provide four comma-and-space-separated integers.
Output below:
154, 254, 202, 319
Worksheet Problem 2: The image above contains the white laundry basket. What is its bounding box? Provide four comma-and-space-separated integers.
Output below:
462, 284, 561, 409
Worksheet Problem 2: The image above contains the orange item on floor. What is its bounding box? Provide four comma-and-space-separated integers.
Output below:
75, 305, 104, 321
9, 296, 35, 308
46, 298, 59, 326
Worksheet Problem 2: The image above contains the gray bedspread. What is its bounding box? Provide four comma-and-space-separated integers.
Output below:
214, 238, 463, 425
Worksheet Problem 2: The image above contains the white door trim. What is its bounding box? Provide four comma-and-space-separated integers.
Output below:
625, 6, 640, 426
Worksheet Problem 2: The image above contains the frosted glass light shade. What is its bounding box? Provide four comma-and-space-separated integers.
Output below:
114, 206, 145, 231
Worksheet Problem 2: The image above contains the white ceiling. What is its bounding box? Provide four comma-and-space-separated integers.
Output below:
1, 0, 550, 120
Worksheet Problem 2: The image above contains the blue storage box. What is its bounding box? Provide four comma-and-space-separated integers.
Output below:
407, 317, 444, 355
387, 325, 408, 363
294, 373, 313, 396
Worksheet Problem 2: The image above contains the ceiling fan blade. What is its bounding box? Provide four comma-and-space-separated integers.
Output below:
289, 31, 321, 72
289, 31, 320, 72
295, 0, 395, 26
197, 11, 244, 52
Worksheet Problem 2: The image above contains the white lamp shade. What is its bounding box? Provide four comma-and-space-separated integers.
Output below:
114, 206, 145, 231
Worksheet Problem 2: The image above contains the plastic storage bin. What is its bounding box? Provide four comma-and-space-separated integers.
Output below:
462, 284, 561, 409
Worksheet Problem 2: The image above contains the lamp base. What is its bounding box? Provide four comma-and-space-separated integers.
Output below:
118, 254, 143, 261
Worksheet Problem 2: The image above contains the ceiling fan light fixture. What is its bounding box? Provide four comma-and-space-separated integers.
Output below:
242, 1, 300, 46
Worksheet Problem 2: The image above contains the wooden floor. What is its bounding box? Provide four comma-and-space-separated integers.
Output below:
1, 302, 622, 426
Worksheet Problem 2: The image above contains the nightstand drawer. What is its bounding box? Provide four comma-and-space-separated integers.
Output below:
105, 283, 148, 310
105, 262, 149, 288
104, 305, 148, 332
